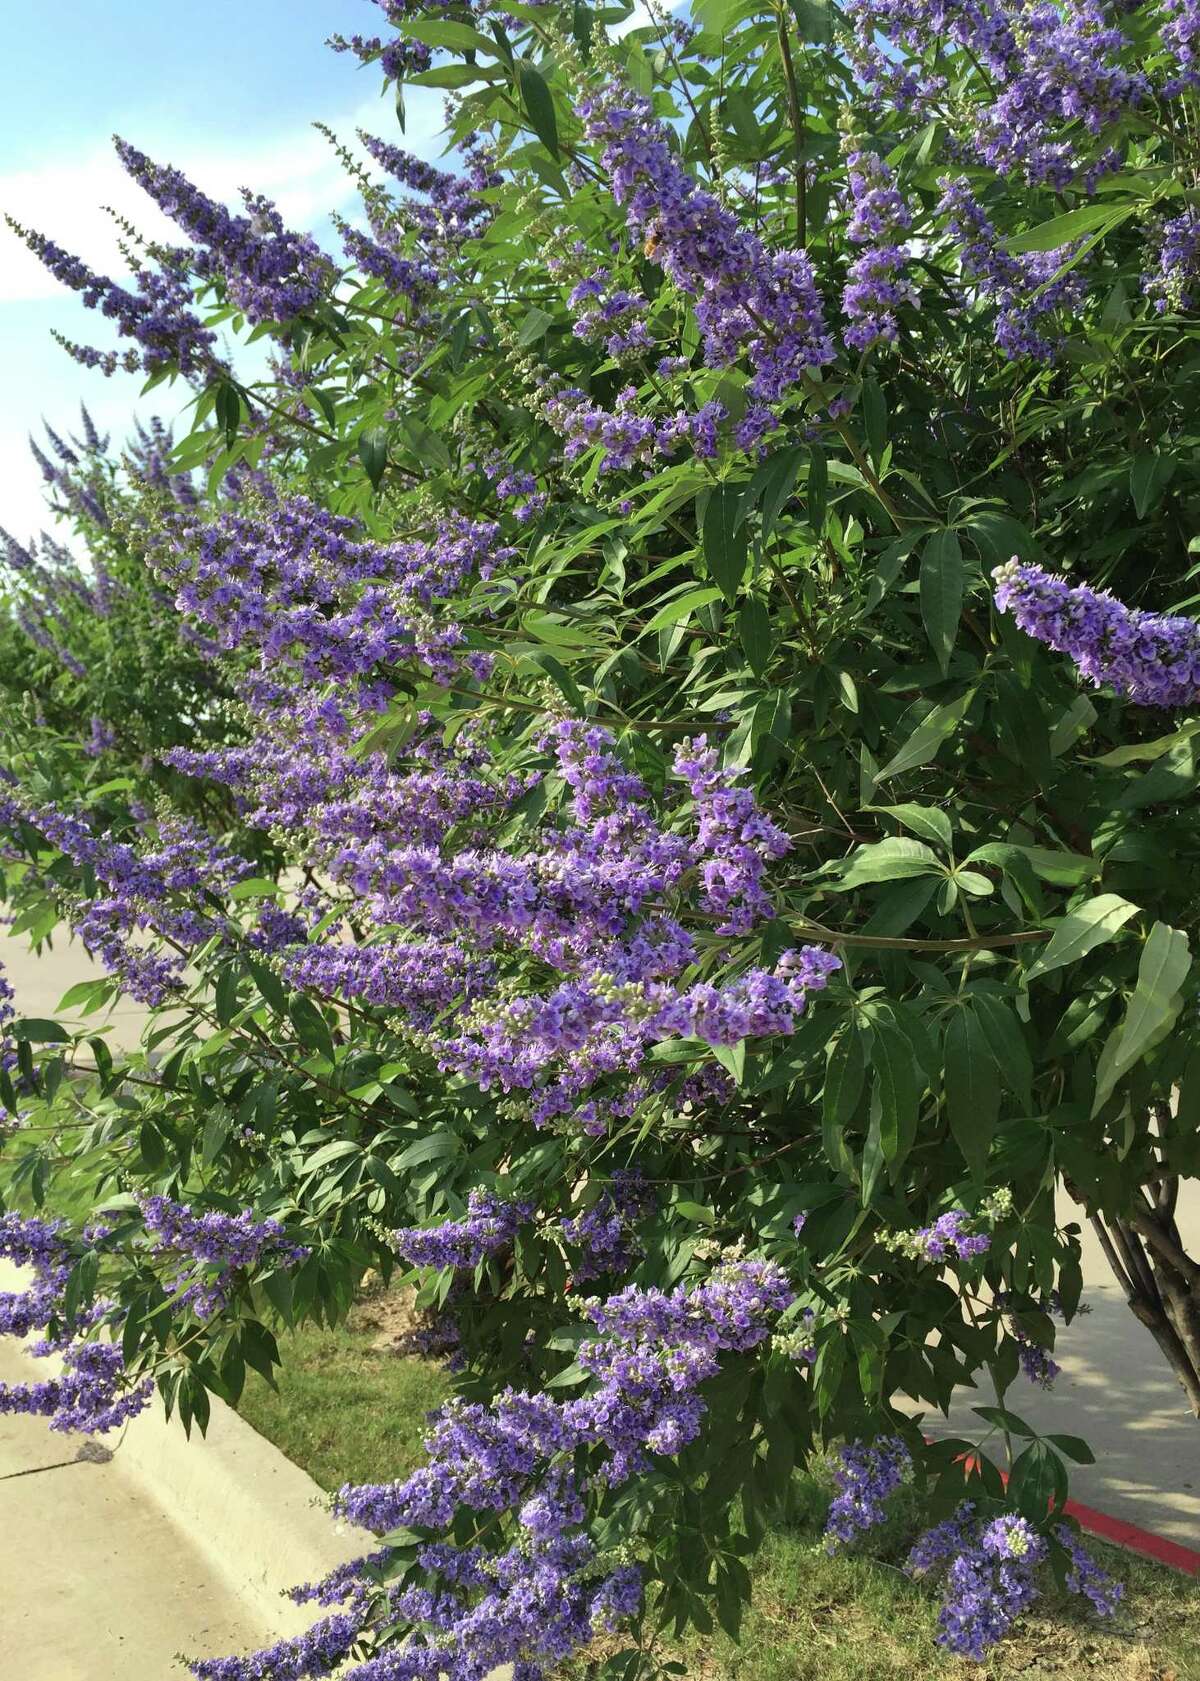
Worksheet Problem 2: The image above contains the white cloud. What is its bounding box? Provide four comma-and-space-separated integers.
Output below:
0, 86, 448, 305
0, 85, 450, 546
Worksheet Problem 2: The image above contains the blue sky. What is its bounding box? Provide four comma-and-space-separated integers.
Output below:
0, 0, 447, 544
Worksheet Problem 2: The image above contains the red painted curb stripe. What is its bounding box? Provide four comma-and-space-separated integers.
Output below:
933, 1440, 1200, 1575
1062, 1497, 1200, 1576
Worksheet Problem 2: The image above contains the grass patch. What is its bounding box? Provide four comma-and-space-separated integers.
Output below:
241, 1296, 1200, 1681
238, 1290, 451, 1493
660, 1516, 1200, 1681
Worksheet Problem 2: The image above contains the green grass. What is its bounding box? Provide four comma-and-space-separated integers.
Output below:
661, 1515, 1200, 1681
240, 1297, 1200, 1681
238, 1293, 451, 1493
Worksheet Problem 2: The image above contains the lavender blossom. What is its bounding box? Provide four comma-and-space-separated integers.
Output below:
938, 178, 1085, 361
994, 559, 1200, 707
824, 1436, 912, 1545
9, 220, 217, 377
115, 139, 331, 326
842, 146, 918, 350
392, 1191, 534, 1271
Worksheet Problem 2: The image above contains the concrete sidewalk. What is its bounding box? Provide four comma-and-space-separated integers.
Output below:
0, 1343, 274, 1681
914, 1195, 1200, 1549
0, 924, 150, 1052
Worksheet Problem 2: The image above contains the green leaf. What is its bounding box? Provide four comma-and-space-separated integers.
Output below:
824, 837, 943, 889
1130, 450, 1176, 520
11, 1018, 69, 1043
806, 445, 828, 534
400, 18, 496, 51
674, 1200, 717, 1224
751, 445, 804, 542
517, 61, 559, 155
863, 378, 887, 464
1046, 1433, 1096, 1465
790, 0, 833, 45
920, 529, 964, 675
357, 427, 389, 490
394, 415, 451, 472
289, 994, 335, 1061
873, 1022, 918, 1170
229, 877, 283, 901
395, 1131, 459, 1170
1004, 201, 1135, 254
56, 978, 115, 1016
870, 803, 952, 853
944, 1008, 999, 1180
703, 484, 749, 602
822, 1030, 864, 1176
1024, 894, 1139, 984
874, 691, 974, 783
1092, 920, 1191, 1114
823, 1028, 866, 1134
516, 306, 553, 346
737, 598, 772, 676
213, 381, 242, 444
971, 992, 1033, 1109
645, 586, 723, 632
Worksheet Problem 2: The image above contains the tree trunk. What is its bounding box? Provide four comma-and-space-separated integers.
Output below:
1085, 1183, 1200, 1418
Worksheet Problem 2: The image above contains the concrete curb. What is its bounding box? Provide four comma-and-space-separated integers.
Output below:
0, 1261, 362, 1636
114, 1378, 365, 1632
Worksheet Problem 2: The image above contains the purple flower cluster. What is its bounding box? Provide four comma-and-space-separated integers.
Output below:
196, 1260, 789, 1681
842, 147, 918, 351
844, 0, 1144, 189
568, 269, 655, 360
544, 382, 728, 473
908, 1504, 1120, 1658
996, 1291, 1063, 1388
139, 1195, 309, 1319
912, 1209, 991, 1263
392, 1191, 534, 1271
188, 1607, 366, 1681
1163, 0, 1200, 92
1144, 209, 1200, 315
562, 1169, 653, 1281
359, 128, 495, 252
115, 139, 330, 326
0, 959, 13, 1069
938, 178, 1085, 361
0, 1212, 152, 1434
994, 559, 1200, 707
337, 1260, 791, 1531
673, 737, 792, 933
156, 493, 507, 691
579, 85, 834, 417
167, 695, 836, 1135
1057, 1521, 1123, 1614
9, 221, 217, 378
824, 1435, 911, 1546
0, 787, 231, 1004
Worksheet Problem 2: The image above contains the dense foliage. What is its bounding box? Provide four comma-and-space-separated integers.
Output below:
2, 0, 1199, 1671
